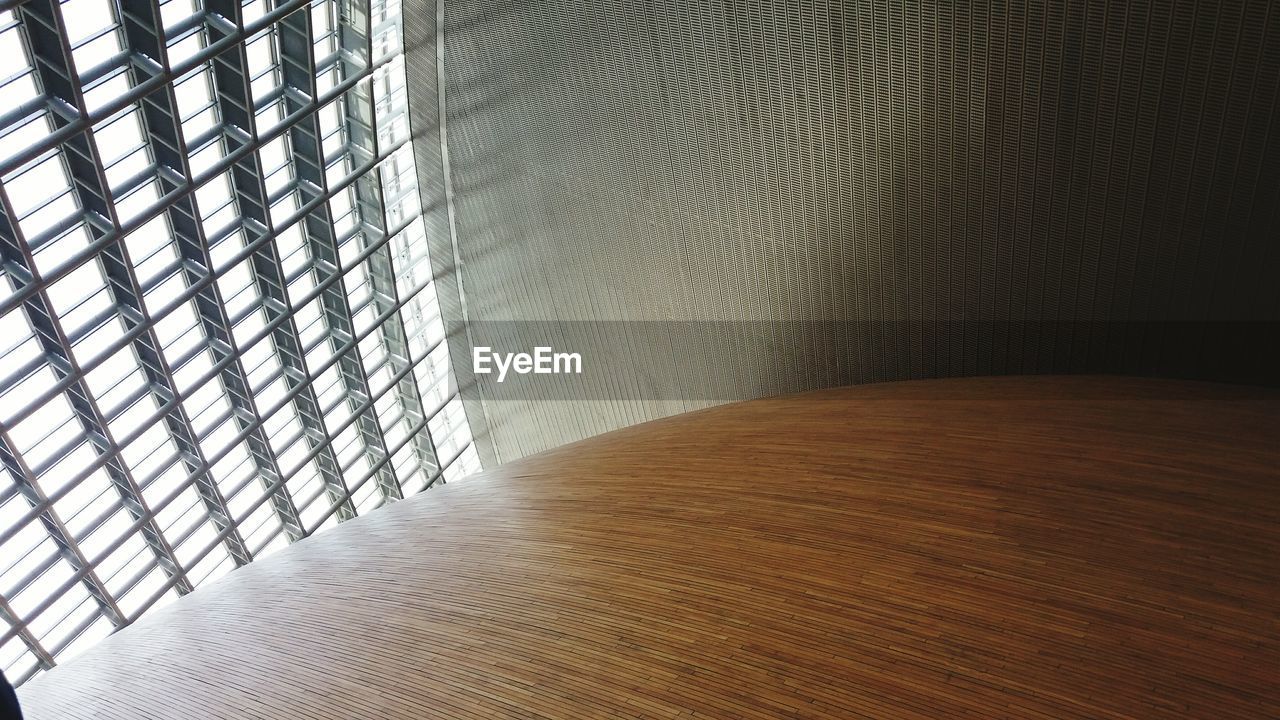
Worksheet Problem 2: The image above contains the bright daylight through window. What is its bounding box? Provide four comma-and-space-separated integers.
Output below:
0, 0, 480, 685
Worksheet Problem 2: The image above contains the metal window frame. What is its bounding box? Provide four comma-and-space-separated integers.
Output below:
0, 0, 477, 685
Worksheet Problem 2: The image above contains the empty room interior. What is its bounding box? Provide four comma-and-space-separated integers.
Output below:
0, 0, 1278, 718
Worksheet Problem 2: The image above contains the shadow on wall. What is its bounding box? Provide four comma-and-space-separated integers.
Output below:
425, 0, 1280, 458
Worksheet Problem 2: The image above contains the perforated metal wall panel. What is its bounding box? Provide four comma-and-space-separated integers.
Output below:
406, 0, 1280, 462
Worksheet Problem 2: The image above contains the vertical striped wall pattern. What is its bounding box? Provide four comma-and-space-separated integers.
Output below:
402, 0, 496, 468
406, 0, 1280, 461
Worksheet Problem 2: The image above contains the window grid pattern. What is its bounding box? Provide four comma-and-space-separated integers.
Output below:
0, 0, 480, 686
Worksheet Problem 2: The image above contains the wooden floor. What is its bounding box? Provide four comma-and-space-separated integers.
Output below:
17, 376, 1280, 719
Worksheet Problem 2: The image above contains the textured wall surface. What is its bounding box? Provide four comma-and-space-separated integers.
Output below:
409, 1, 1280, 462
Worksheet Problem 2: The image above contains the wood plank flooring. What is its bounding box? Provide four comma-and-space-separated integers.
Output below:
17, 376, 1280, 719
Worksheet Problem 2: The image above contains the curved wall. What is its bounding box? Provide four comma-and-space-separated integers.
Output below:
408, 1, 1280, 461
16, 377, 1280, 720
